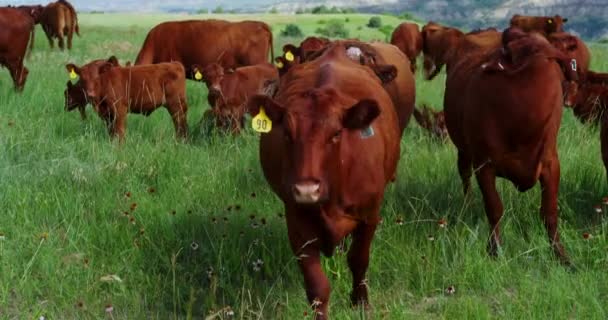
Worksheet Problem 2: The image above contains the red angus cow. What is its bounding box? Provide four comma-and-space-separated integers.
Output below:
65, 60, 188, 140
439, 27, 575, 264
510, 14, 567, 36
246, 42, 401, 319
135, 20, 274, 80
390, 22, 423, 73
193, 62, 278, 133
0, 8, 35, 91
547, 32, 590, 76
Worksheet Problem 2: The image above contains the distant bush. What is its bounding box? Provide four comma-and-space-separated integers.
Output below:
345, 17, 350, 23
281, 24, 303, 38
316, 19, 349, 38
367, 16, 382, 28
297, 6, 355, 14
598, 38, 608, 44
318, 19, 326, 25
399, 12, 414, 20
269, 7, 278, 14
212, 6, 224, 14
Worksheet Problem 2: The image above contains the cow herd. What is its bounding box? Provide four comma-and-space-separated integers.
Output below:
1, 4, 608, 318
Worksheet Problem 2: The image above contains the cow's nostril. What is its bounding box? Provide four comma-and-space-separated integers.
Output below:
292, 182, 321, 204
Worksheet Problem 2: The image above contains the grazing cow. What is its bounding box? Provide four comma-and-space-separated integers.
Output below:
547, 32, 590, 76
0, 8, 35, 91
510, 14, 567, 36
246, 42, 401, 319
65, 60, 188, 140
413, 104, 448, 141
193, 62, 278, 133
135, 20, 273, 80
39, 0, 79, 50
390, 22, 423, 73
427, 26, 576, 264
64, 56, 121, 120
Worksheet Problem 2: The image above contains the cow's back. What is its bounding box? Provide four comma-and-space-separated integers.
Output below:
0, 9, 34, 55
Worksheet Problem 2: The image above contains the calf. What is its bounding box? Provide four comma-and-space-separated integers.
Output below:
193, 62, 278, 133
247, 43, 401, 319
64, 56, 121, 120
65, 60, 188, 140
0, 8, 35, 91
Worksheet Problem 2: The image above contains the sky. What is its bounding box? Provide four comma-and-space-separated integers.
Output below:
1, 0, 275, 12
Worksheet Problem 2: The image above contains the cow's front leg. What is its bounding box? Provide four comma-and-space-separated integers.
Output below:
347, 222, 377, 308
287, 208, 330, 320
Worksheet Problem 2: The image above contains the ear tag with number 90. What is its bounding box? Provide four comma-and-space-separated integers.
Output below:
252, 107, 272, 133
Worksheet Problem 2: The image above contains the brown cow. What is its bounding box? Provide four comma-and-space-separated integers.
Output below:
0, 8, 35, 91
39, 0, 79, 50
390, 22, 423, 73
64, 56, 122, 120
510, 14, 567, 36
429, 26, 575, 264
10, 5, 44, 23
65, 60, 188, 140
193, 62, 278, 133
246, 42, 400, 319
547, 32, 590, 76
413, 104, 448, 141
277, 37, 333, 76
135, 20, 273, 80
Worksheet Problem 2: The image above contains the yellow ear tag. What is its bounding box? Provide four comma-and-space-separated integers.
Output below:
547, 19, 553, 24
252, 107, 272, 133
69, 68, 77, 80
285, 51, 295, 62
194, 70, 203, 80
275, 61, 284, 69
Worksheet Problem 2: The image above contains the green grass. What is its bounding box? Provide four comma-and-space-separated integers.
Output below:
1, 13, 608, 319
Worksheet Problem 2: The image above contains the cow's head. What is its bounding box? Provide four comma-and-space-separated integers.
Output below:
64, 80, 87, 111
545, 15, 567, 34
247, 89, 380, 204
299, 37, 331, 60
28, 5, 44, 23
548, 32, 578, 53
421, 22, 463, 80
65, 56, 119, 100
193, 63, 224, 95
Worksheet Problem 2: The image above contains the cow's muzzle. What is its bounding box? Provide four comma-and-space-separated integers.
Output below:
292, 180, 322, 204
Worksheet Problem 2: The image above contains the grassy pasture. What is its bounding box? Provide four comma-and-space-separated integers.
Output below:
0, 13, 608, 319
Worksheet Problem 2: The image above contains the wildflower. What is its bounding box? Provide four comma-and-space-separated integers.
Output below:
38, 316, 45, 320
100, 274, 123, 282
39, 232, 49, 240
235, 205, 241, 211
239, 231, 245, 237
130, 203, 137, 211
260, 218, 267, 225
124, 191, 131, 198
0, 232, 5, 241
583, 232, 593, 240
227, 205, 233, 211
211, 217, 217, 224
207, 267, 214, 279
250, 192, 257, 198
395, 217, 404, 225
170, 210, 176, 216
122, 211, 129, 216
225, 306, 235, 317
438, 218, 447, 228
105, 304, 114, 313
427, 235, 435, 241
249, 214, 256, 220
129, 217, 136, 224
148, 187, 156, 193
75, 300, 84, 309
8, 121, 14, 127
83, 258, 90, 267
594, 205, 602, 214
445, 285, 456, 295
252, 258, 264, 272
311, 298, 322, 308
251, 222, 259, 229
139, 228, 145, 235
191, 242, 199, 250
252, 239, 259, 246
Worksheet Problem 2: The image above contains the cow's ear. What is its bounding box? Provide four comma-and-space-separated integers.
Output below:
343, 99, 380, 130
66, 63, 80, 75
99, 62, 113, 74
107, 56, 119, 66
370, 64, 397, 84
247, 94, 284, 123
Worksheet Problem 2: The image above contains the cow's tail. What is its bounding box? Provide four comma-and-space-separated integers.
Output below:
27, 23, 36, 59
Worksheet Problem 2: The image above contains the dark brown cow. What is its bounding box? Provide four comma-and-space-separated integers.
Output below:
39, 0, 79, 50
390, 22, 423, 73
64, 56, 121, 120
0, 8, 35, 91
413, 104, 448, 141
135, 20, 273, 80
193, 62, 278, 133
65, 60, 188, 140
569, 80, 605, 124
426, 26, 575, 264
510, 14, 567, 36
547, 32, 590, 76
246, 42, 401, 319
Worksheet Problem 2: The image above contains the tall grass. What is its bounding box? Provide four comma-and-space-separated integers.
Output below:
0, 13, 606, 319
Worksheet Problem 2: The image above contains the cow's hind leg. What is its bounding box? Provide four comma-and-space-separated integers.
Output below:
458, 150, 473, 197
475, 164, 503, 257
347, 222, 377, 308
539, 157, 570, 265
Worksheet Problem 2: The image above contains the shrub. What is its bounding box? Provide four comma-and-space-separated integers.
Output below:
212, 6, 224, 14
367, 16, 382, 28
281, 24, 303, 38
315, 19, 349, 38
269, 7, 278, 14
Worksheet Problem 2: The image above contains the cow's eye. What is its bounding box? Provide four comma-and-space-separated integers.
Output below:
330, 130, 342, 144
